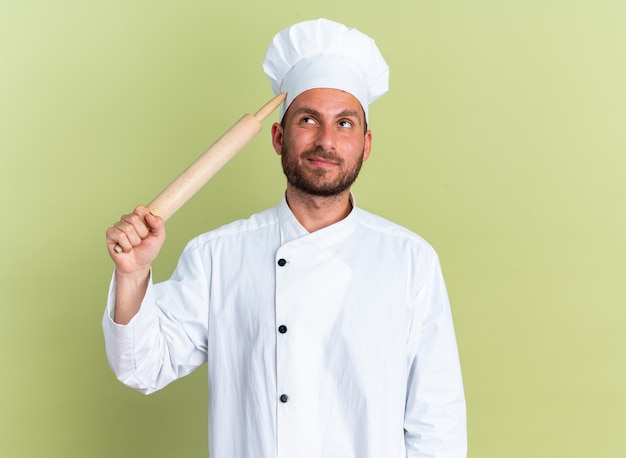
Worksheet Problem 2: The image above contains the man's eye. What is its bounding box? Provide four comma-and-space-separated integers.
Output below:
301, 117, 316, 124
339, 120, 353, 128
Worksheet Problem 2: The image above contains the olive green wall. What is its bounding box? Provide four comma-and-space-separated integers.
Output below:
1, 1, 624, 456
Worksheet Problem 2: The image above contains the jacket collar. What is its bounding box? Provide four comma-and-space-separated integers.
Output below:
277, 193, 359, 247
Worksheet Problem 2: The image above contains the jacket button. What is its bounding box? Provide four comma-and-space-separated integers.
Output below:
280, 394, 289, 403
277, 258, 287, 266
278, 325, 287, 334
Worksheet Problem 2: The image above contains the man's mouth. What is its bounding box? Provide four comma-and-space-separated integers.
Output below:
307, 157, 338, 167
302, 149, 341, 167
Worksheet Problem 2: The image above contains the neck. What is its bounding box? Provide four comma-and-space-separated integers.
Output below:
285, 186, 353, 233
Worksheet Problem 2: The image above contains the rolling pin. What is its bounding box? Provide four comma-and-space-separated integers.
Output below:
114, 92, 286, 253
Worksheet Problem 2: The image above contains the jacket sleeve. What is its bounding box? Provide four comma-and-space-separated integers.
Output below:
102, 241, 210, 394
404, 254, 467, 457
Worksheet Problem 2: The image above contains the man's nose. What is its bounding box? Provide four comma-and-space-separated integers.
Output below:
314, 124, 336, 151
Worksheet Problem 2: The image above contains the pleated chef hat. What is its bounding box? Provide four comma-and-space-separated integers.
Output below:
263, 18, 389, 122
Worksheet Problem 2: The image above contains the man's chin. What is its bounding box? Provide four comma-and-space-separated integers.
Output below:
288, 179, 354, 197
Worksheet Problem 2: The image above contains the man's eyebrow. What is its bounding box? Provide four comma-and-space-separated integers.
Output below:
291, 107, 321, 117
336, 109, 361, 119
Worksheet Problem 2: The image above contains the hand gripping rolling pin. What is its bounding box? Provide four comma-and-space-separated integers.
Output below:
114, 92, 286, 253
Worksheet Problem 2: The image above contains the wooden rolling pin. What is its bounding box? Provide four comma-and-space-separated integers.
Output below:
114, 92, 286, 253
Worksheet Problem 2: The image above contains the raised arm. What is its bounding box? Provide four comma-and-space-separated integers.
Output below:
105, 205, 166, 324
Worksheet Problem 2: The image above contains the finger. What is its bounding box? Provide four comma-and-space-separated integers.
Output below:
144, 212, 166, 238
106, 226, 133, 253
120, 212, 151, 240
133, 205, 151, 219
113, 220, 144, 247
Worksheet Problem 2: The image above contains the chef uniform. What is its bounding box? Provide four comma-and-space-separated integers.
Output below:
103, 18, 467, 458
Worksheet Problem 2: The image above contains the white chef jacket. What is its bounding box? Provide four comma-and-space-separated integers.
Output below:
103, 196, 466, 458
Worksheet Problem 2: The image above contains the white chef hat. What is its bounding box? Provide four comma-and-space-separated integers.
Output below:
262, 18, 389, 122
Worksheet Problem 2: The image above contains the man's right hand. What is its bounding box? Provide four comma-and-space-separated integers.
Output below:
106, 205, 166, 274
105, 205, 166, 324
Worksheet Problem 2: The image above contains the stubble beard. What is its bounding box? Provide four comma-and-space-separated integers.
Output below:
281, 145, 365, 197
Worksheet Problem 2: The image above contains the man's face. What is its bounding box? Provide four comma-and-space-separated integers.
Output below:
271, 88, 372, 197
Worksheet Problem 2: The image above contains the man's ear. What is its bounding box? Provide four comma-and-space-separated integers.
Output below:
363, 130, 373, 162
271, 123, 283, 155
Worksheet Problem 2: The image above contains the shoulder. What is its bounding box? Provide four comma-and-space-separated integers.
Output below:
186, 206, 280, 251
355, 207, 439, 257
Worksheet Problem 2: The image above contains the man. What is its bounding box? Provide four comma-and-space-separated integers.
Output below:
104, 18, 467, 457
